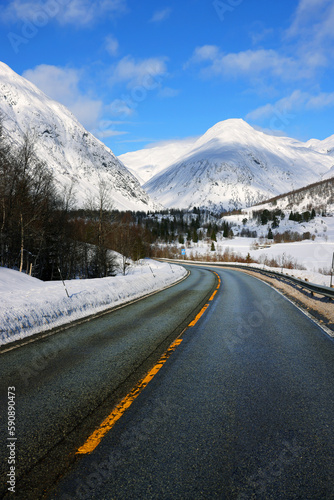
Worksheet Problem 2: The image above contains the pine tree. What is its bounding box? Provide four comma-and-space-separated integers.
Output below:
272, 215, 279, 229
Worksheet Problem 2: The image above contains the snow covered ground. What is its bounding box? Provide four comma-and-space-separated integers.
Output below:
182, 236, 334, 285
174, 214, 334, 288
0, 260, 186, 346
177, 256, 333, 288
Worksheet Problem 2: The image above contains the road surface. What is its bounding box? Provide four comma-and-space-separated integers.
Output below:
1, 265, 334, 499
0, 265, 215, 498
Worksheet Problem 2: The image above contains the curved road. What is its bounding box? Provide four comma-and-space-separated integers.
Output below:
1, 266, 334, 498
0, 266, 216, 499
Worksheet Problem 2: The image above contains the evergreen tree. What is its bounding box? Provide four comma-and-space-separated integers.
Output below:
272, 215, 279, 229
178, 234, 185, 244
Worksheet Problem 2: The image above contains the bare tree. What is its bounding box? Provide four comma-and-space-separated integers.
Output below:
85, 179, 117, 277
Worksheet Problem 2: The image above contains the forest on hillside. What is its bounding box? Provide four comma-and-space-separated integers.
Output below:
0, 115, 153, 280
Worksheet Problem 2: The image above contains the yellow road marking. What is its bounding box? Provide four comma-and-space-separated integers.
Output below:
209, 272, 221, 301
188, 304, 209, 327
77, 270, 222, 455
76, 338, 183, 455
189, 271, 221, 326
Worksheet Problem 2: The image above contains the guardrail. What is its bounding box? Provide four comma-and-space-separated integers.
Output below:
161, 259, 334, 300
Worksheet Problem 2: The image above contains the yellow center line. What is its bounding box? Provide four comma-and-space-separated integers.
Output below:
76, 270, 222, 456
76, 338, 183, 455
188, 304, 209, 327
189, 272, 221, 326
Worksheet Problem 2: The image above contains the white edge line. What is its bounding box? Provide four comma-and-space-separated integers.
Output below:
180, 261, 334, 341
244, 272, 334, 340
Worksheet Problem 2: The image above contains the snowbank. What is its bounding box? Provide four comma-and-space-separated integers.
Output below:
172, 258, 331, 287
0, 260, 186, 346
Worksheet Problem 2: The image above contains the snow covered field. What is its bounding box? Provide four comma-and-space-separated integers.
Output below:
174, 213, 334, 288
181, 236, 334, 286
0, 260, 186, 346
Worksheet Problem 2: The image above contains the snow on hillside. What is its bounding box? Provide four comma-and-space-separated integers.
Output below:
0, 62, 157, 211
119, 137, 197, 184
140, 119, 334, 212
250, 186, 334, 215
0, 260, 186, 346
215, 210, 334, 282
306, 134, 334, 156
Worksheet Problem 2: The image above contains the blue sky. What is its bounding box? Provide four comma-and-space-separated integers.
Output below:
1, 0, 334, 156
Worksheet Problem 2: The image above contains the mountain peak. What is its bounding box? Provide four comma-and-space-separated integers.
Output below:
0, 62, 158, 211
193, 119, 256, 150
140, 119, 334, 212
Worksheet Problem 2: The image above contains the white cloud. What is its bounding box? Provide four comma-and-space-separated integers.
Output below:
249, 22, 274, 45
188, 3, 334, 87
22, 64, 103, 129
286, 0, 332, 39
158, 87, 180, 98
305, 92, 334, 109
284, 0, 334, 71
246, 89, 334, 121
95, 129, 128, 139
149, 8, 171, 23
69, 97, 103, 130
23, 65, 79, 103
188, 45, 326, 82
188, 45, 220, 64
0, 0, 127, 27
105, 34, 119, 57
110, 55, 168, 88
144, 136, 198, 149
91, 119, 131, 139
116, 137, 156, 144
109, 99, 135, 117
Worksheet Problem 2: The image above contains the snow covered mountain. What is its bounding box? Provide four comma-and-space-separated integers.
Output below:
140, 119, 334, 212
306, 135, 334, 156
0, 62, 157, 211
119, 137, 197, 184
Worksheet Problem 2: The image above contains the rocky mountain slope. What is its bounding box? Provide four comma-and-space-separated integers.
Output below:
122, 119, 334, 212
0, 62, 157, 211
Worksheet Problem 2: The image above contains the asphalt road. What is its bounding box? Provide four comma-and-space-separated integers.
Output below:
1, 266, 334, 499
49, 266, 334, 500
0, 265, 216, 499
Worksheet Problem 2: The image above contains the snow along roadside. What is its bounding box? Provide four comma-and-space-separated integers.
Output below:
0, 260, 187, 346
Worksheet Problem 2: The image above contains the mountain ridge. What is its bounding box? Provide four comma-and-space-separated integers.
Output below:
0, 61, 158, 212
121, 119, 334, 212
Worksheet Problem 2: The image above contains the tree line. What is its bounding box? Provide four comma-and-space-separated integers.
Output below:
0, 116, 153, 280
1, 114, 236, 281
